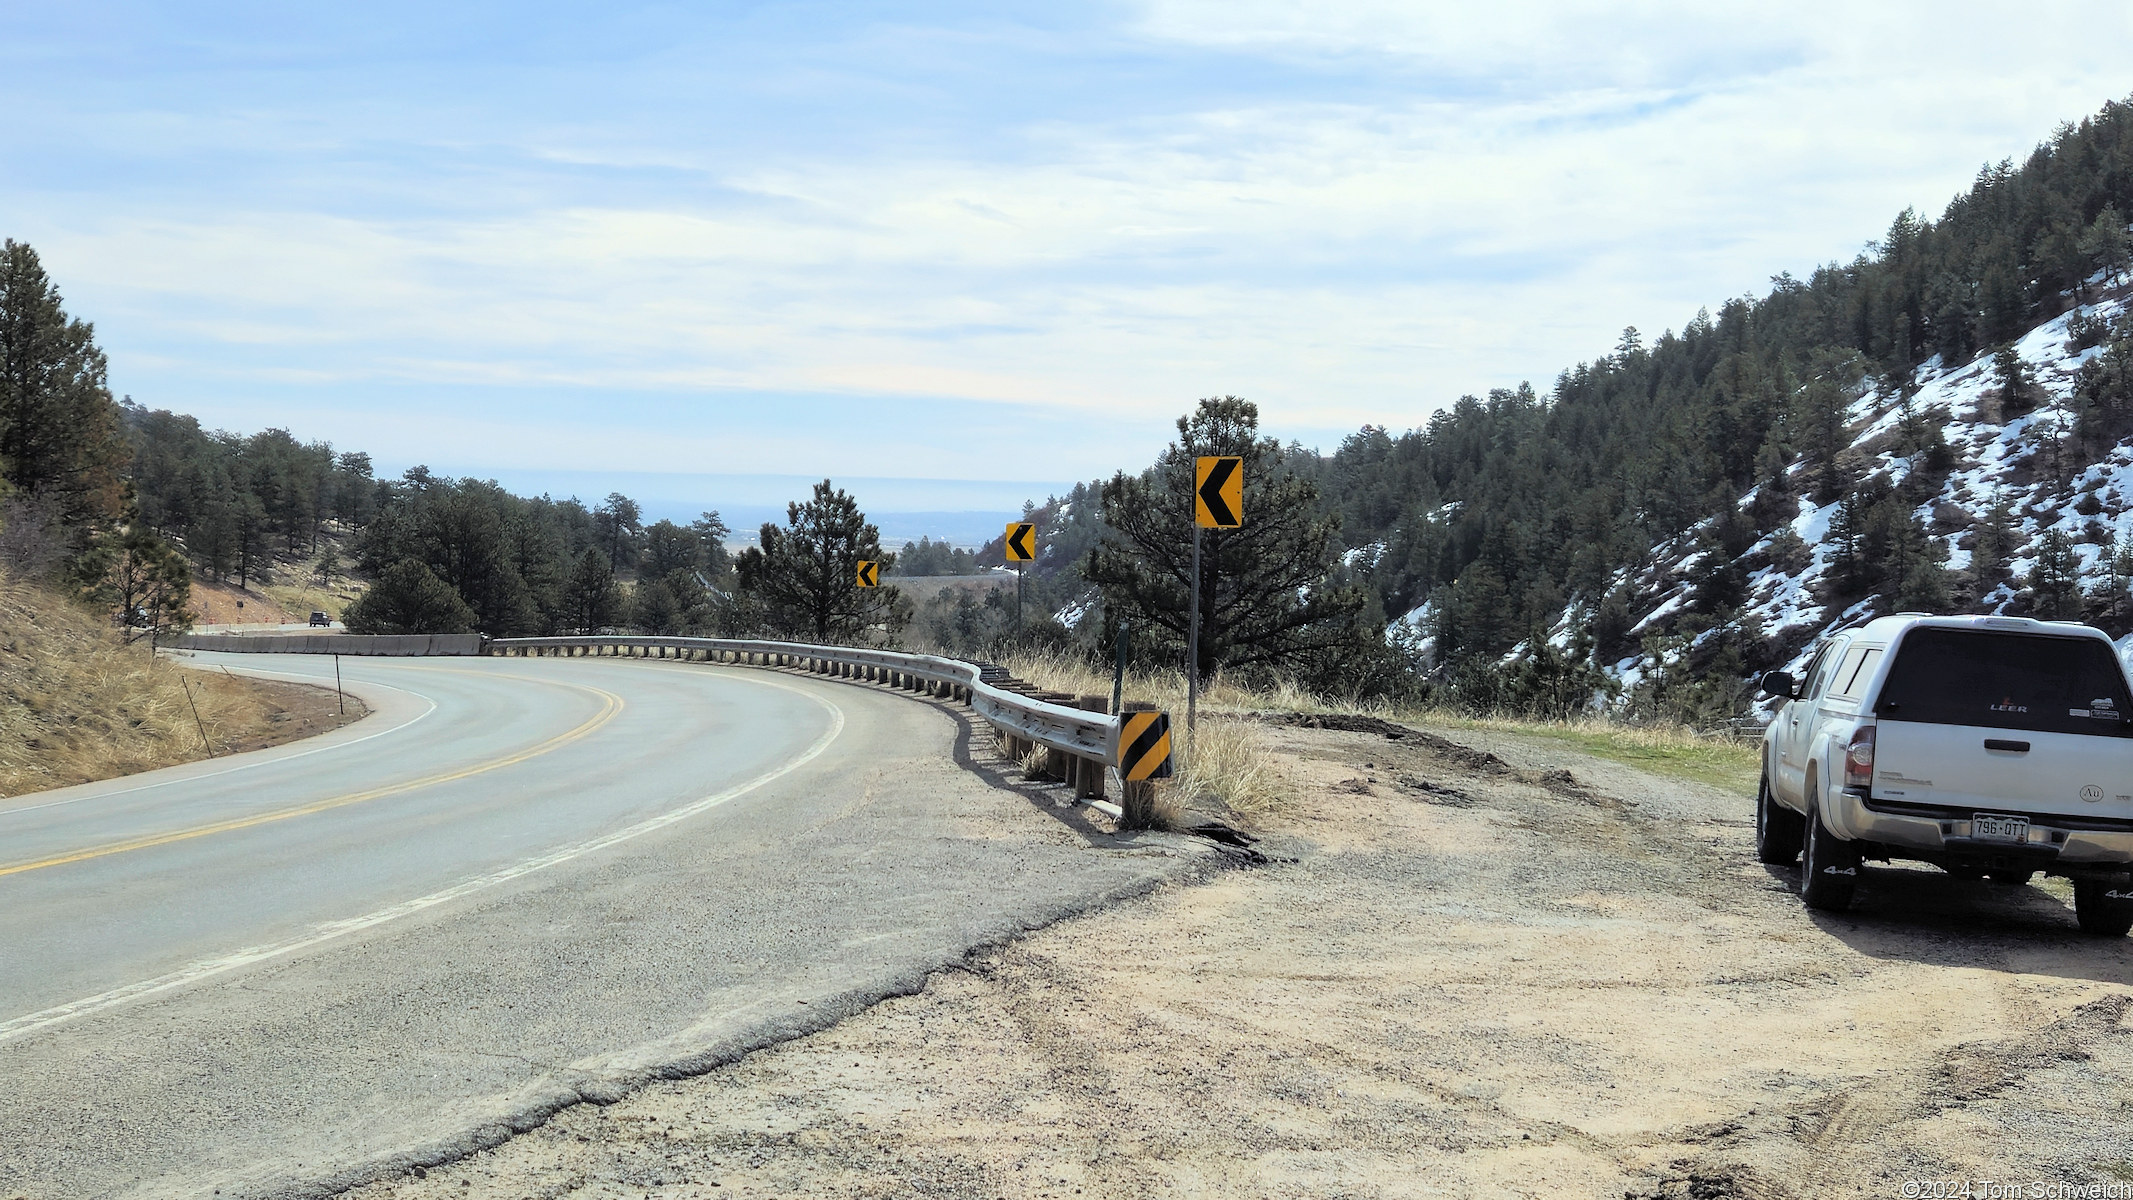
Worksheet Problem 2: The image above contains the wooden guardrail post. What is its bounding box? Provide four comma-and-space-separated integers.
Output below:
1074, 695, 1109, 799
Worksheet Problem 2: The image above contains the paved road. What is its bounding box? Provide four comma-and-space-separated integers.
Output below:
0, 653, 1200, 1199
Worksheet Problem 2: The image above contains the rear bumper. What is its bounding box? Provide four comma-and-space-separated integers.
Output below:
1829, 788, 2133, 868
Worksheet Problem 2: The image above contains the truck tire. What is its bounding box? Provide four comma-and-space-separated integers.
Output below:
2074, 881, 2133, 937
1755, 770, 1804, 865
1799, 790, 1860, 912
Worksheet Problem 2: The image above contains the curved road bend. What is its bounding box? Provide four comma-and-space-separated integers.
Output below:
0, 652, 1201, 1200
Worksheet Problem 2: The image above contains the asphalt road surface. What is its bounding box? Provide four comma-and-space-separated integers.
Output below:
0, 652, 1199, 1199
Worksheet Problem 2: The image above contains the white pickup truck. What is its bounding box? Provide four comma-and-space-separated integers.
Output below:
1756, 613, 2133, 935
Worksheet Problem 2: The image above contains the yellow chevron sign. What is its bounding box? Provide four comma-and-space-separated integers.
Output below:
1004, 521, 1037, 563
855, 560, 880, 587
1119, 710, 1174, 781
1195, 456, 1242, 528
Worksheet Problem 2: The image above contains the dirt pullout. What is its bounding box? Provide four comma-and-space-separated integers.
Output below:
345, 721, 2133, 1199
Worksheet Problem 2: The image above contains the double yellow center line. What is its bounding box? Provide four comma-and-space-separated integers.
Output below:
0, 677, 624, 879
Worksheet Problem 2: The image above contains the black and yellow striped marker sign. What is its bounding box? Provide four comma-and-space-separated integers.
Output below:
855, 560, 879, 587
1120, 710, 1174, 781
1195, 455, 1242, 528
1004, 521, 1037, 562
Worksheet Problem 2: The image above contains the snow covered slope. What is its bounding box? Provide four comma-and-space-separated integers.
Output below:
1597, 279, 2133, 688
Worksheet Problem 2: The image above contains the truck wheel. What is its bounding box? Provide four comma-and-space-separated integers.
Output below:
1799, 792, 1860, 912
1755, 770, 1803, 865
2073, 881, 2133, 937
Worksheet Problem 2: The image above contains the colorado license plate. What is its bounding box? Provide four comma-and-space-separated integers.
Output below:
1973, 813, 2031, 842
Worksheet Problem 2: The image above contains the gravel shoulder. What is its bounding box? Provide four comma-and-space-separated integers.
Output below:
343, 716, 2133, 1199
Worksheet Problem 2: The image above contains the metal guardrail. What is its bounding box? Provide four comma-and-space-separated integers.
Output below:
486, 635, 1123, 769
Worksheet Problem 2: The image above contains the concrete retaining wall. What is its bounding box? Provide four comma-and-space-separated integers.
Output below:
171, 633, 484, 656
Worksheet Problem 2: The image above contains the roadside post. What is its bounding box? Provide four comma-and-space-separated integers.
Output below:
1004, 521, 1035, 634
1111, 620, 1128, 715
334, 653, 344, 717
182, 676, 215, 758
1117, 704, 1175, 828
1191, 455, 1243, 738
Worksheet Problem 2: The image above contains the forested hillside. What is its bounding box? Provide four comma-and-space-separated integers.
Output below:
1291, 97, 2133, 720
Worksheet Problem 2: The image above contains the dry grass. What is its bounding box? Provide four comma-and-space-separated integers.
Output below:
996, 647, 1761, 821
261, 581, 359, 622
0, 573, 283, 798
1414, 710, 1760, 792
1166, 715, 1293, 821
998, 648, 1299, 825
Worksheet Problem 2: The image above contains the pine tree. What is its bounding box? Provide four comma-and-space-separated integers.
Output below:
734, 480, 908, 644
2083, 207, 2131, 287
2102, 522, 2133, 629
1826, 490, 1868, 596
2027, 528, 2082, 619
0, 240, 127, 538
75, 503, 193, 641
1993, 344, 2035, 416
1796, 352, 1861, 504
1885, 512, 1949, 613
642, 519, 698, 578
1084, 397, 1367, 682
1766, 526, 1812, 574
343, 560, 477, 634
234, 492, 271, 590
1969, 492, 2019, 591
690, 511, 732, 581
594, 493, 642, 573
561, 547, 621, 634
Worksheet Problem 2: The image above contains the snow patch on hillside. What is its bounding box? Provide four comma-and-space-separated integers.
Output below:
1603, 287, 2133, 687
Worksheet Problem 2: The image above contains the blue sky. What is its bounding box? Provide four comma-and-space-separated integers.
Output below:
10, 2, 2133, 532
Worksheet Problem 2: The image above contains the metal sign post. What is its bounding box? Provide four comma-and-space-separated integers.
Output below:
1188, 526, 1200, 734
1190, 456, 1243, 737
1004, 522, 1036, 637
1111, 620, 1129, 715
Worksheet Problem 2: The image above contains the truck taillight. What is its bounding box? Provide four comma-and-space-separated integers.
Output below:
1844, 725, 1876, 790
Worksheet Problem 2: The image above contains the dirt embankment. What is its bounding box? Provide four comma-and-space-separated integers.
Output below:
348, 717, 2133, 1199
0, 574, 364, 798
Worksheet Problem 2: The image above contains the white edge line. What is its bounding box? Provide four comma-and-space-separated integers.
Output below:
0, 675, 847, 1046
0, 664, 440, 819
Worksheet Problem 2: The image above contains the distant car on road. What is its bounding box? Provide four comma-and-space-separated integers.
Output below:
1756, 613, 2133, 935
309, 611, 331, 627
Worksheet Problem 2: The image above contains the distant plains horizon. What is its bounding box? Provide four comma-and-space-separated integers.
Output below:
442, 467, 1081, 549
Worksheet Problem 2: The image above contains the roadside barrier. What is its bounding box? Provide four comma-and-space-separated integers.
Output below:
169, 629, 1174, 819
170, 633, 484, 656
488, 636, 1164, 812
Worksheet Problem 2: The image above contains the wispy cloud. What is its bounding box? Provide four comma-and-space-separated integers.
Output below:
9, 2, 2133, 504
